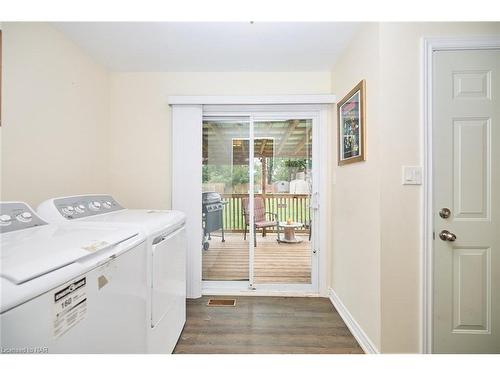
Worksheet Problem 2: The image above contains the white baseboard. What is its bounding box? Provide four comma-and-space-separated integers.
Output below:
328, 287, 379, 354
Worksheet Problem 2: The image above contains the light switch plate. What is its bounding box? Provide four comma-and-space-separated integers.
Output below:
402, 166, 422, 185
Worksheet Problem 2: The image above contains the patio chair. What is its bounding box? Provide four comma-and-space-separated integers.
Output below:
242, 197, 279, 247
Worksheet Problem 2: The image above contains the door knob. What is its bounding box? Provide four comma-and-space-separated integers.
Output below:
439, 230, 457, 242
439, 208, 451, 219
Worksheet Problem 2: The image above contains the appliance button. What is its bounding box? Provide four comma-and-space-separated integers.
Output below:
103, 201, 112, 209
17, 212, 33, 222
0, 214, 12, 225
75, 204, 86, 213
89, 201, 102, 211
62, 206, 75, 215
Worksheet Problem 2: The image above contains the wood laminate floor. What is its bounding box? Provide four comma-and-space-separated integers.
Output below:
174, 296, 364, 354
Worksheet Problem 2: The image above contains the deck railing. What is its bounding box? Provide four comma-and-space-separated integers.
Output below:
221, 193, 310, 232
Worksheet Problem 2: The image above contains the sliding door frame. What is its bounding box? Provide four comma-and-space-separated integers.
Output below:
201, 104, 329, 297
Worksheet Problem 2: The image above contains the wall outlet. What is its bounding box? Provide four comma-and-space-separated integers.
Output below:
402, 166, 422, 185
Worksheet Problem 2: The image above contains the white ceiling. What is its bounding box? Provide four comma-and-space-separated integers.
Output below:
55, 22, 360, 72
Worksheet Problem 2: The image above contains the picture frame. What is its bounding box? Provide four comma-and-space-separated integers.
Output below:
337, 80, 366, 165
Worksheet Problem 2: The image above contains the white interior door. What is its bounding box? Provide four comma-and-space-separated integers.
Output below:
433, 49, 500, 353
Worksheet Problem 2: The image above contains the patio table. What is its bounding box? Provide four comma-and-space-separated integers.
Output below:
277, 221, 304, 244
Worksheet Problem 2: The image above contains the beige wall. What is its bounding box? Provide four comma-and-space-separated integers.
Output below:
1, 23, 110, 207
1, 25, 330, 210
108, 72, 332, 209
331, 23, 382, 350
378, 22, 500, 353
4, 21, 500, 354
331, 22, 500, 353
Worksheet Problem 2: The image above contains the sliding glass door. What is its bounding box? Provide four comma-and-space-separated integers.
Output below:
252, 119, 314, 286
201, 117, 250, 282
201, 113, 318, 292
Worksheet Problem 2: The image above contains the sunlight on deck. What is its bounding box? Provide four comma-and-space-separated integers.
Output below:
202, 233, 311, 284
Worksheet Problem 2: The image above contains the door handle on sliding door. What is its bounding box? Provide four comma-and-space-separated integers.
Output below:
310, 192, 319, 210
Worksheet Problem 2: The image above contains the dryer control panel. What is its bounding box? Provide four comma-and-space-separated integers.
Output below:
52, 195, 124, 220
0, 202, 48, 233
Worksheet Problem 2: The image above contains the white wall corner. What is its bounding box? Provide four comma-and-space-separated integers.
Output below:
328, 287, 380, 354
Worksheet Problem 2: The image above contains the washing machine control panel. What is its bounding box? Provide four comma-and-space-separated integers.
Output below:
54, 195, 123, 220
0, 202, 47, 233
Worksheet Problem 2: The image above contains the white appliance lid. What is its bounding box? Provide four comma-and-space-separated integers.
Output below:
1, 224, 139, 284
74, 209, 186, 236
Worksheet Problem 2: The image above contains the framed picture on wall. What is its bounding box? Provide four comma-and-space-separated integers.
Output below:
337, 80, 366, 165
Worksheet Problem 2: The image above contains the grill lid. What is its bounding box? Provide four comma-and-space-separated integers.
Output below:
202, 192, 222, 205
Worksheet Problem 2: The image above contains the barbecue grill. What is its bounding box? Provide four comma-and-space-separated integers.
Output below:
202, 192, 226, 250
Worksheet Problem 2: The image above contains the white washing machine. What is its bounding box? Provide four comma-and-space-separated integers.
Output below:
37, 195, 187, 354
0, 202, 148, 353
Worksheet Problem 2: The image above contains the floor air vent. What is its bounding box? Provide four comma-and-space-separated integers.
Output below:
207, 298, 236, 307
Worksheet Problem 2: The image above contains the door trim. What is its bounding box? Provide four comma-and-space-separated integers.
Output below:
421, 35, 500, 354
168, 94, 336, 105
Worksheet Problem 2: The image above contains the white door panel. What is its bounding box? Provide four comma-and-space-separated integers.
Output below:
433, 49, 500, 353
453, 118, 490, 220
452, 247, 491, 333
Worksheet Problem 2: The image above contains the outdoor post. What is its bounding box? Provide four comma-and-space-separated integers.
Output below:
261, 155, 267, 237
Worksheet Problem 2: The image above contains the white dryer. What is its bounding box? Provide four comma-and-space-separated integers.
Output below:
37, 195, 187, 354
0, 202, 148, 353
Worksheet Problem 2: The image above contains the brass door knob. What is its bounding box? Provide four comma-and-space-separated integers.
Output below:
439, 230, 457, 242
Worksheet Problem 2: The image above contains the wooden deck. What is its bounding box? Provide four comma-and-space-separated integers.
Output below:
202, 233, 311, 284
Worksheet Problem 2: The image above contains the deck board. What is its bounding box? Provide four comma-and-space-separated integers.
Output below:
202, 233, 311, 283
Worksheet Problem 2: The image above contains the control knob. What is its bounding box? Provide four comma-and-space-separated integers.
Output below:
89, 201, 102, 211
75, 204, 86, 213
0, 214, 12, 225
62, 206, 75, 216
102, 201, 112, 209
17, 212, 33, 223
